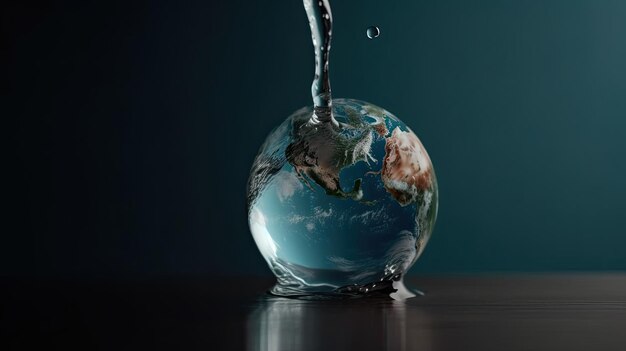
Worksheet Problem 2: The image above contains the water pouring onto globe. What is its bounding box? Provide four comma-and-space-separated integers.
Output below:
247, 0, 438, 300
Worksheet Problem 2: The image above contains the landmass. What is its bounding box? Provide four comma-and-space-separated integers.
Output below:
381, 127, 434, 206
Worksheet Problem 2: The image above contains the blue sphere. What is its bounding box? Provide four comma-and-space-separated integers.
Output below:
247, 99, 438, 298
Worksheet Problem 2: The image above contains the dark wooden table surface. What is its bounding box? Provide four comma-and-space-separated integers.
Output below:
3, 274, 626, 350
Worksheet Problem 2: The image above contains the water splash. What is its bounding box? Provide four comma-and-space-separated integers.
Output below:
303, 0, 336, 124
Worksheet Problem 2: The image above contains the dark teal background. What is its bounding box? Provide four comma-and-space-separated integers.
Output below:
5, 0, 626, 277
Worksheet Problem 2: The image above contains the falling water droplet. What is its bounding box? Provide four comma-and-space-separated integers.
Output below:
366, 26, 380, 39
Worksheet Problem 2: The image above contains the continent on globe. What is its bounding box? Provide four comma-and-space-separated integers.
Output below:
285, 115, 375, 201
381, 127, 434, 206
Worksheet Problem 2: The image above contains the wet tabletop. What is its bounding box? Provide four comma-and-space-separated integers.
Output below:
3, 275, 626, 350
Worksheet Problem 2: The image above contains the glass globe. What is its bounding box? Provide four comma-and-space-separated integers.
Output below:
247, 99, 438, 299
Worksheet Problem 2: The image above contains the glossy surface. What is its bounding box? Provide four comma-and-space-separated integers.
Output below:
4, 275, 626, 350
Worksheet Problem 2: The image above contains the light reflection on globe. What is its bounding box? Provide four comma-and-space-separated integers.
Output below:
247, 99, 438, 299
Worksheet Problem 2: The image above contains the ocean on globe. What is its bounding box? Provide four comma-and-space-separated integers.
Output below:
247, 99, 438, 298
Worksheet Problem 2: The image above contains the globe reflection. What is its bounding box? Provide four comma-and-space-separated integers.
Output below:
246, 296, 433, 351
